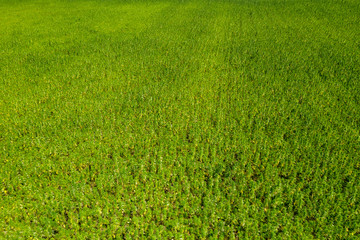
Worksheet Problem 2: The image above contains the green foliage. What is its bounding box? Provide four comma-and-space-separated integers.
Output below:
1, 0, 360, 238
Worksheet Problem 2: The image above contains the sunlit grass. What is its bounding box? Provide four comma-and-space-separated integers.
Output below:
1, 0, 360, 238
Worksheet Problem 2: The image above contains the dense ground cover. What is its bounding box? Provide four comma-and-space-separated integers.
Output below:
1, 0, 360, 238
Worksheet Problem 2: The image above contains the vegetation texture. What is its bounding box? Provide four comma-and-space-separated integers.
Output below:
1, 0, 360, 238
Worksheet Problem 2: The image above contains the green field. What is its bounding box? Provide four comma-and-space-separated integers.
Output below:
1, 0, 360, 238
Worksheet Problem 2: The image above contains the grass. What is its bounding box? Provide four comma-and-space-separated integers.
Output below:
1, 0, 360, 238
